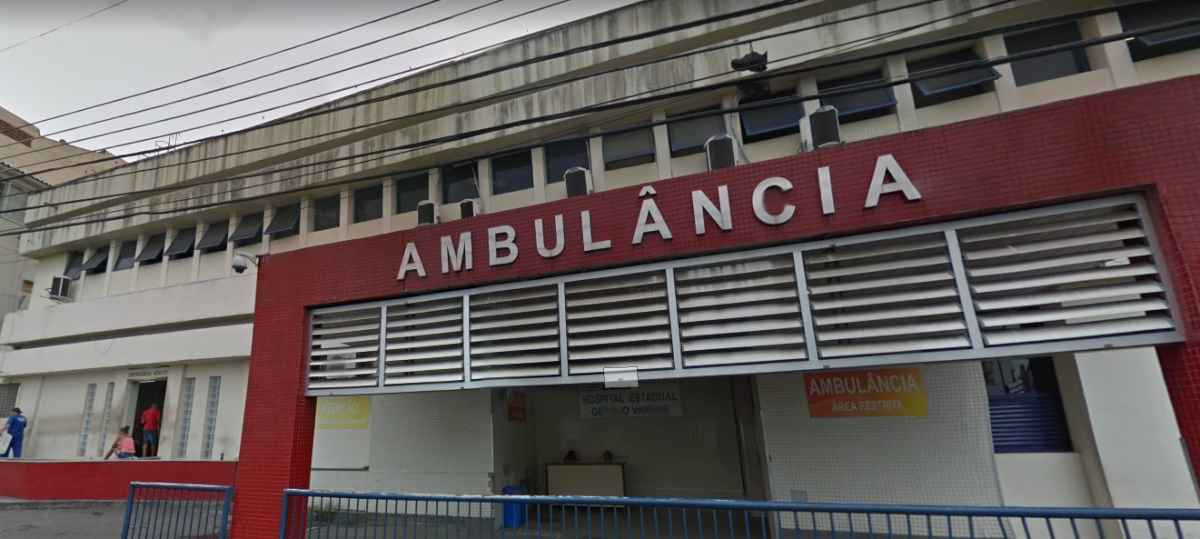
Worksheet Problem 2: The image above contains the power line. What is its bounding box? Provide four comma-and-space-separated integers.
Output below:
4, 0, 441, 130
0, 0, 810, 179
13, 14, 1188, 239
0, 0, 133, 56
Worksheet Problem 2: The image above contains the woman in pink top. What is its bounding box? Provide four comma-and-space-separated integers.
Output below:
105, 426, 136, 460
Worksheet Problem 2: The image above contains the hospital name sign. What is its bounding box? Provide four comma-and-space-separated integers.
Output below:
397, 154, 922, 280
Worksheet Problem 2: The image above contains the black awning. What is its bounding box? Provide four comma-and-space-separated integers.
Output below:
164, 227, 196, 258
135, 234, 165, 263
229, 213, 263, 244
265, 204, 300, 236
196, 221, 229, 252
81, 248, 109, 273
113, 241, 137, 271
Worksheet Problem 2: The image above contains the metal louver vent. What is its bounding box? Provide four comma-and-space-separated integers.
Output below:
309, 307, 381, 389
806, 233, 971, 358
960, 203, 1173, 346
675, 255, 806, 367
565, 270, 673, 374
385, 297, 464, 385
470, 285, 561, 380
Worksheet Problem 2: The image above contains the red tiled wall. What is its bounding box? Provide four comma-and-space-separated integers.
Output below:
0, 460, 236, 500
234, 75, 1200, 537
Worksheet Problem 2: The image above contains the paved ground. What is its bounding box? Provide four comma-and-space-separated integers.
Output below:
0, 501, 124, 538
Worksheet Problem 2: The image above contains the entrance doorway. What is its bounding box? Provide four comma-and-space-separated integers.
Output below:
129, 380, 166, 457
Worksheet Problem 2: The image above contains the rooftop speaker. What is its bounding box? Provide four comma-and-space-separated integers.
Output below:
731, 50, 768, 73
564, 167, 593, 198
460, 198, 480, 219
704, 134, 747, 171
810, 106, 842, 149
416, 200, 439, 225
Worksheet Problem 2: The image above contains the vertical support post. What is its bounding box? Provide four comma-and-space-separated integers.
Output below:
120, 483, 137, 539
220, 486, 234, 539
462, 297, 472, 383
557, 282, 570, 380
277, 490, 290, 539
665, 268, 684, 371
377, 305, 388, 388
944, 230, 985, 349
792, 251, 821, 363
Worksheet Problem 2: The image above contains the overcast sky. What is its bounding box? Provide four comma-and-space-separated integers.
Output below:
0, 0, 639, 161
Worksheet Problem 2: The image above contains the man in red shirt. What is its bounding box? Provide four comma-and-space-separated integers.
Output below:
140, 404, 162, 457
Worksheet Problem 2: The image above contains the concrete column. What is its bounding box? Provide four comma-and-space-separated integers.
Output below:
886, 55, 919, 131
531, 147, 548, 203
78, 247, 93, 297
980, 35, 1020, 112
102, 240, 117, 296
261, 206, 274, 253
1081, 13, 1138, 89
131, 234, 145, 290
338, 186, 351, 240
428, 168, 443, 204
797, 78, 820, 151
477, 158, 493, 213
300, 196, 313, 246
190, 221, 203, 282
587, 135, 608, 192
225, 213, 238, 277
722, 94, 743, 143
159, 228, 172, 287
382, 176, 397, 230
652, 111, 672, 180
158, 365, 186, 460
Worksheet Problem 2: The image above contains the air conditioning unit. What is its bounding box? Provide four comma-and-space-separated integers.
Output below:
810, 105, 842, 149
704, 134, 748, 171
48, 276, 71, 301
564, 167, 593, 198
416, 200, 439, 226
460, 198, 481, 219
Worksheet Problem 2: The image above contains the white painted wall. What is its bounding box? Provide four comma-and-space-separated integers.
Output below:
527, 378, 745, 498
491, 389, 536, 494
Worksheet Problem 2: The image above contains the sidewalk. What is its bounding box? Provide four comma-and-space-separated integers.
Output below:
0, 499, 124, 538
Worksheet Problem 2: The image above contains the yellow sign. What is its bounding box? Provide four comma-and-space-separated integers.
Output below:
805, 368, 928, 418
315, 396, 370, 430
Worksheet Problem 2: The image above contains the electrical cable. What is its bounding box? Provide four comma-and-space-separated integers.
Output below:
11, 15, 1190, 239
0, 0, 811, 177
0, 0, 132, 56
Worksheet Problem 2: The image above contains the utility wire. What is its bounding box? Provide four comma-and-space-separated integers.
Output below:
0, 0, 809, 177
3, 0, 441, 129
0, 0, 132, 56
12, 14, 1190, 238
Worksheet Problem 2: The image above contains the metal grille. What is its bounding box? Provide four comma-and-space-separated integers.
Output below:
469, 285, 560, 380
309, 306, 381, 390
675, 255, 806, 367
960, 203, 1174, 346
565, 270, 673, 374
78, 383, 97, 457
806, 233, 970, 358
384, 297, 464, 385
201, 376, 221, 459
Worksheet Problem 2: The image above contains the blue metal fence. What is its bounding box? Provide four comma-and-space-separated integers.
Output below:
280, 489, 1200, 539
121, 481, 233, 539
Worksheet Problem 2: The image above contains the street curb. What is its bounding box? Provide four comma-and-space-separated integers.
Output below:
0, 500, 123, 511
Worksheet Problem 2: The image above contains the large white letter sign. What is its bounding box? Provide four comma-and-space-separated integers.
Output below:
581, 210, 611, 252
752, 177, 796, 225
396, 242, 426, 280
488, 225, 518, 266
440, 232, 473, 274
632, 198, 673, 245
817, 166, 835, 216
865, 154, 921, 208
535, 215, 565, 258
692, 185, 732, 235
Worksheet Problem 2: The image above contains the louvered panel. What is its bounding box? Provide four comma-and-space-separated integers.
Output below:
675, 255, 806, 368
806, 233, 970, 358
385, 297, 464, 385
308, 306, 380, 390
566, 271, 672, 373
961, 203, 1175, 347
469, 285, 560, 381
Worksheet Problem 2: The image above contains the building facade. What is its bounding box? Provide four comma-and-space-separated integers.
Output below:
2, 0, 1200, 536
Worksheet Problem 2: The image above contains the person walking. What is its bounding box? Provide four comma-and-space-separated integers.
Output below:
139, 403, 161, 457
0, 408, 28, 458
105, 427, 136, 460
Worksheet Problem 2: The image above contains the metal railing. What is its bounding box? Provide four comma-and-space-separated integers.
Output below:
280, 489, 1200, 539
121, 481, 233, 539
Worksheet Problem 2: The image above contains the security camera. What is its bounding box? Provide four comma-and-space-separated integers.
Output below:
232, 252, 258, 274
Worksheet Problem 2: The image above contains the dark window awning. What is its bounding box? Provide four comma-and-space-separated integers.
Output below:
196, 221, 229, 252
81, 248, 109, 274
135, 234, 165, 263
113, 241, 137, 271
265, 204, 300, 236
819, 72, 897, 118
64, 252, 84, 280
229, 213, 263, 244
165, 227, 196, 258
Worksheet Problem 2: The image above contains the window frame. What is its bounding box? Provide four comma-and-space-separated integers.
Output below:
229, 213, 264, 247
352, 184, 384, 223
1004, 22, 1091, 86
113, 240, 138, 271
544, 139, 590, 184
1119, 0, 1200, 62
817, 71, 897, 123
312, 195, 341, 232
908, 49, 1001, 108
739, 91, 805, 144
395, 172, 429, 214
441, 163, 479, 204
603, 128, 656, 170
265, 203, 301, 238
165, 227, 197, 259
196, 221, 230, 253
667, 107, 727, 158
135, 234, 166, 266
490, 151, 535, 195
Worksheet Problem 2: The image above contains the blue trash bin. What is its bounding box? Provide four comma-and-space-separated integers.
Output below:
501, 485, 527, 528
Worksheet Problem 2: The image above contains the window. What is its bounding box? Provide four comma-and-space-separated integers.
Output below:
818, 71, 897, 122
0, 183, 28, 225
312, 195, 341, 231
64, 251, 85, 279
0, 384, 19, 415
491, 152, 534, 195
81, 247, 109, 275
603, 128, 655, 170
1004, 22, 1090, 86
135, 234, 166, 266
908, 49, 1000, 108
395, 172, 429, 213
739, 92, 804, 143
441, 163, 479, 204
265, 203, 300, 238
353, 184, 383, 223
113, 241, 137, 271
668, 107, 726, 157
165, 227, 196, 259
196, 220, 229, 253
545, 139, 589, 184
202, 376, 222, 459
1119, 0, 1200, 62
229, 213, 263, 247
983, 357, 1072, 453
77, 383, 97, 457
175, 377, 196, 458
